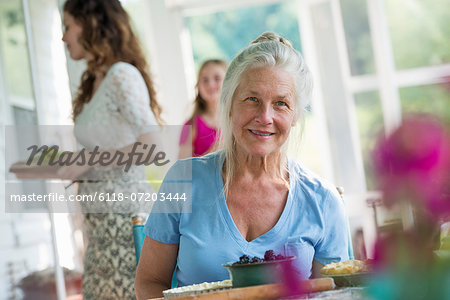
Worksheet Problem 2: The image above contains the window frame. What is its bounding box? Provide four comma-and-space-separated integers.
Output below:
167, 0, 450, 256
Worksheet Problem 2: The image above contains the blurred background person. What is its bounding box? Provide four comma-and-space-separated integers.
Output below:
178, 59, 227, 159
61, 0, 162, 298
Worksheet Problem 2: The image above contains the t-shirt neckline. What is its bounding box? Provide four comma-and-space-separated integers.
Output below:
215, 152, 294, 249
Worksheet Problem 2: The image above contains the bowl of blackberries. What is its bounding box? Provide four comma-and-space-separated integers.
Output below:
222, 250, 296, 288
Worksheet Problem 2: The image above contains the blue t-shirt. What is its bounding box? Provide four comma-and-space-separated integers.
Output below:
144, 152, 349, 287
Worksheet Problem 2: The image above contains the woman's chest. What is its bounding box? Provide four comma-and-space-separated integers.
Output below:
227, 185, 289, 242
75, 86, 120, 125
74, 88, 136, 148
177, 209, 317, 283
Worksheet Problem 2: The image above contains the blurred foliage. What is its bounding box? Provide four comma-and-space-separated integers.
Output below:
386, 0, 450, 69
0, 0, 33, 100
399, 84, 450, 126
185, 0, 302, 71
340, 0, 450, 190
356, 83, 450, 191
354, 91, 384, 190
340, 0, 450, 72
340, 0, 375, 75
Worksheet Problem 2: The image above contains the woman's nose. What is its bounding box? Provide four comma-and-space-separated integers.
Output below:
255, 104, 273, 124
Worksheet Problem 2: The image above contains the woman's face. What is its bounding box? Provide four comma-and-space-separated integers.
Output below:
198, 63, 226, 105
62, 12, 87, 60
231, 66, 297, 157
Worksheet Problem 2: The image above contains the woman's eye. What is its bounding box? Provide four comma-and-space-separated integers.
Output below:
247, 97, 258, 102
276, 101, 287, 107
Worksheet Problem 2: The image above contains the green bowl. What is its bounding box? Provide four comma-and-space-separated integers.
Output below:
222, 256, 296, 288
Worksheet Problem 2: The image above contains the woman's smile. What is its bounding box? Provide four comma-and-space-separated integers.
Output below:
248, 129, 275, 138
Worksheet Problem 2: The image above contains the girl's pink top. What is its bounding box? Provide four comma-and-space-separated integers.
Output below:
180, 115, 218, 157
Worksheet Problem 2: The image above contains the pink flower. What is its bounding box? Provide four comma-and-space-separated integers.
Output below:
373, 114, 450, 219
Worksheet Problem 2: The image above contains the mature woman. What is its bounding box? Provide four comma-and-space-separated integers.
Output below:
135, 32, 349, 299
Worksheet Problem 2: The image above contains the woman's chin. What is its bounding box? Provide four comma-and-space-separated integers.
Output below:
240, 147, 281, 158
204, 96, 220, 105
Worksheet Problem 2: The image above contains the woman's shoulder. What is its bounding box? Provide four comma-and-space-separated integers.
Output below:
107, 62, 142, 82
183, 118, 193, 126
162, 153, 220, 190
175, 151, 221, 171
110, 61, 139, 72
288, 158, 338, 200
184, 115, 203, 127
194, 115, 215, 131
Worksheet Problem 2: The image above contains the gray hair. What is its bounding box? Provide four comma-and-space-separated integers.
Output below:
218, 32, 313, 196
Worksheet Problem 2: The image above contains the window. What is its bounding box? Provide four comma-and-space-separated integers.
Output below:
0, 0, 34, 111
1, 1, 77, 298
354, 90, 384, 190
184, 0, 325, 175
400, 83, 450, 125
386, 0, 450, 70
185, 1, 302, 70
339, 0, 450, 192
340, 0, 375, 75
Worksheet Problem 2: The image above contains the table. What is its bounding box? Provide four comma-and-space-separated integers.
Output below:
151, 279, 368, 299
286, 287, 366, 299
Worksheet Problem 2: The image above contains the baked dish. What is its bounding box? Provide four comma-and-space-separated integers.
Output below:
320, 260, 369, 275
163, 280, 232, 298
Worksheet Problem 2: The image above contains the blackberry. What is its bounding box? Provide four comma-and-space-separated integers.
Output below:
239, 254, 251, 264
251, 256, 263, 263
275, 254, 285, 260
264, 250, 276, 261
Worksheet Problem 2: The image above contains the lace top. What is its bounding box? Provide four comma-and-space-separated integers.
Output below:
74, 62, 158, 150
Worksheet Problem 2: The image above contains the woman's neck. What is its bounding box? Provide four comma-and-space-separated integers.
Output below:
96, 63, 111, 76
233, 149, 287, 181
91, 64, 111, 96
207, 101, 218, 116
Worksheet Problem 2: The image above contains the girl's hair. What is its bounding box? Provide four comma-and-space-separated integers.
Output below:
189, 59, 228, 121
219, 32, 313, 195
63, 0, 163, 123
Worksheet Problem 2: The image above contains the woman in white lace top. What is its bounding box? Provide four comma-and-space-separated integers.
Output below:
61, 0, 162, 298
